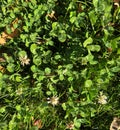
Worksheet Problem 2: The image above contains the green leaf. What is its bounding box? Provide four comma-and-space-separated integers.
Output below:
46, 91, 52, 96
85, 80, 92, 88
38, 76, 45, 81
81, 57, 88, 65
31, 0, 37, 5
30, 44, 38, 54
30, 33, 37, 41
48, 84, 55, 91
7, 63, 15, 72
2, 6, 6, 15
111, 67, 120, 72
107, 60, 115, 65
74, 118, 81, 128
0, 107, 6, 113
83, 37, 93, 47
31, 65, 38, 72
68, 77, 73, 81
66, 64, 73, 69
54, 55, 61, 60
70, 11, 76, 18
18, 51, 26, 57
93, 0, 98, 8
59, 74, 64, 81
58, 30, 66, 42
34, 8, 40, 16
6, 26, 12, 34
10, 12, 15, 18
62, 103, 66, 110
86, 53, 94, 62
89, 60, 98, 65
14, 7, 20, 13
23, 26, 29, 32
20, 34, 27, 42
87, 45, 101, 52
117, 48, 120, 54
81, 68, 87, 78
13, 23, 18, 29
86, 53, 98, 65
70, 16, 76, 23
3, 53, 14, 63
80, 111, 89, 117
45, 67, 51, 75
89, 10, 97, 26
33, 56, 42, 66
9, 114, 17, 130
103, 29, 109, 41
52, 22, 60, 30
68, 86, 74, 93
7, 0, 12, 3
90, 108, 96, 117
16, 105, 21, 111
89, 89, 97, 101
46, 40, 54, 46
15, 75, 22, 82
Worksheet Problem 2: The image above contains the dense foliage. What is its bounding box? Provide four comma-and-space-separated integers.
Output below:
0, 0, 120, 129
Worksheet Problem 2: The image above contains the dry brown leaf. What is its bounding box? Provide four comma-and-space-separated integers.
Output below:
33, 119, 43, 129
113, 0, 120, 7
1, 32, 9, 38
0, 65, 5, 73
0, 17, 22, 45
4, 18, 20, 39
5, 28, 19, 39
0, 58, 6, 62
12, 17, 19, 24
0, 36, 6, 45
110, 117, 120, 130
78, 3, 83, 13
47, 11, 57, 20
114, 0, 120, 3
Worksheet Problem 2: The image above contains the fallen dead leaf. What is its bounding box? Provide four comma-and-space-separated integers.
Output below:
47, 11, 57, 20
0, 17, 22, 45
78, 3, 83, 13
0, 65, 6, 73
0, 58, 6, 62
4, 17, 20, 39
33, 119, 43, 129
113, 0, 120, 7
0, 36, 7, 45
110, 117, 120, 130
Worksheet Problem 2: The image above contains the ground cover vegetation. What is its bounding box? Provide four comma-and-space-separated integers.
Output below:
0, 0, 120, 129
